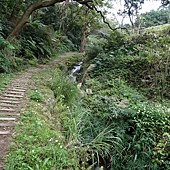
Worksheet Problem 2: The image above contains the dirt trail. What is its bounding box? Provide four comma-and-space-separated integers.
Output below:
0, 68, 39, 169
0, 52, 78, 170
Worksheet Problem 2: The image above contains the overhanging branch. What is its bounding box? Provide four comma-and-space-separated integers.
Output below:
80, 1, 130, 33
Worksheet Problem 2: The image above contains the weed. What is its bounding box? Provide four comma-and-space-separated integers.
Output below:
27, 89, 45, 102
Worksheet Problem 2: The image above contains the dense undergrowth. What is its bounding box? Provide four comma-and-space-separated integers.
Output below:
4, 25, 170, 170
81, 25, 170, 169
0, 23, 76, 73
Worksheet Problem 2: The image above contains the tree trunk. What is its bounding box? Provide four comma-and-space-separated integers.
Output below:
80, 24, 87, 53
9, 0, 22, 28
137, 18, 142, 35
129, 14, 135, 33
7, 0, 64, 40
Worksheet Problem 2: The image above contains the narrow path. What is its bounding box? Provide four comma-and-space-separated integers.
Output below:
0, 68, 39, 169
0, 52, 79, 169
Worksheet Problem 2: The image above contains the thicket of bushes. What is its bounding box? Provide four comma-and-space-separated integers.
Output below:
80, 27, 170, 169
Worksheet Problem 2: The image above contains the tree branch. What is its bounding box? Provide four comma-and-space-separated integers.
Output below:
92, 5, 130, 33
7, 0, 64, 39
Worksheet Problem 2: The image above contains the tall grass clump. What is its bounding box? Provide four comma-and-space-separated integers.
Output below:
48, 69, 78, 107
47, 68, 125, 169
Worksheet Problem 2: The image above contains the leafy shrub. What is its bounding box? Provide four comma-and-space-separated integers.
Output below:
20, 23, 53, 60
82, 32, 170, 168
103, 30, 126, 54
81, 86, 170, 169
27, 89, 45, 102
0, 51, 12, 73
0, 26, 32, 73
91, 30, 170, 100
86, 35, 106, 60
55, 32, 76, 52
129, 103, 170, 169
0, 30, 15, 73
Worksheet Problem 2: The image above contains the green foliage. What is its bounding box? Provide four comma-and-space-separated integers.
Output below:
20, 23, 53, 60
103, 30, 126, 54
86, 35, 106, 60
130, 103, 170, 169
0, 29, 15, 73
143, 23, 170, 33
81, 68, 170, 169
48, 69, 78, 107
0, 26, 32, 72
135, 9, 170, 28
39, 4, 82, 49
91, 28, 170, 100
82, 25, 170, 169
27, 89, 45, 102
54, 31, 76, 52
0, 51, 12, 73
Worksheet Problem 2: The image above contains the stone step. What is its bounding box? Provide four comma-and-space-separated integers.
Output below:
0, 108, 16, 112
13, 86, 27, 88
12, 83, 25, 85
0, 103, 18, 107
4, 91, 24, 95
0, 130, 11, 135
13, 81, 28, 83
2, 94, 23, 98
10, 88, 26, 92
11, 87, 26, 90
0, 122, 16, 127
0, 100, 20, 104
11, 84, 21, 86
11, 84, 27, 88
0, 97, 21, 101
0, 117, 16, 121
0, 112, 20, 116
13, 79, 28, 82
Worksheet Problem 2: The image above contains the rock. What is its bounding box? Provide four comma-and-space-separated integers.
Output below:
87, 64, 96, 72
77, 83, 82, 90
86, 89, 92, 94
117, 99, 129, 108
